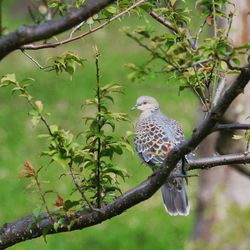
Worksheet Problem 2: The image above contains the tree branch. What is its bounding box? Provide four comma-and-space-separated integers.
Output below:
0, 0, 116, 60
1, 152, 250, 249
21, 0, 146, 51
213, 123, 250, 132
1, 66, 250, 249
150, 11, 177, 33
149, 11, 197, 50
188, 153, 250, 170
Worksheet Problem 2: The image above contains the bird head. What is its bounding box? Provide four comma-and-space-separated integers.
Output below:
131, 96, 160, 112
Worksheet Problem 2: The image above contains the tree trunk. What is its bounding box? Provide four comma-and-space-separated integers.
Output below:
191, 1, 250, 249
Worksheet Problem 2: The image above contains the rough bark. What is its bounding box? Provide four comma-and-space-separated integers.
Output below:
0, 0, 116, 60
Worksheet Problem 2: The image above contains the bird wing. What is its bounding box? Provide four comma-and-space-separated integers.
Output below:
134, 118, 180, 166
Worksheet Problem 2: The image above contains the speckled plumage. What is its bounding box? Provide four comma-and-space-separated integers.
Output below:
133, 96, 189, 216
135, 111, 184, 165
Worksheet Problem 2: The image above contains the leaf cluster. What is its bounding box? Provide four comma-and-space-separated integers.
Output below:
0, 60, 132, 217
125, 0, 250, 110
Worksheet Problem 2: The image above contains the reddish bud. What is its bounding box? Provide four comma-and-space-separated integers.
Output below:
54, 194, 64, 207
24, 161, 33, 171
207, 16, 213, 25
21, 161, 35, 178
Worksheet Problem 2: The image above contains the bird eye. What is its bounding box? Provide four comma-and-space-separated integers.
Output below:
143, 102, 147, 104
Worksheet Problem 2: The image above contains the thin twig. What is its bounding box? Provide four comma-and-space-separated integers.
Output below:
150, 11, 177, 33
149, 11, 196, 50
69, 161, 95, 211
16, 82, 53, 136
226, 8, 235, 38
192, 66, 209, 110
21, 0, 146, 50
21, 49, 51, 70
194, 17, 207, 49
69, 21, 85, 38
125, 32, 180, 71
34, 173, 54, 223
95, 46, 102, 208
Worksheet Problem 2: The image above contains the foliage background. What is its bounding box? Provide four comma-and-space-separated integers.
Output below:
0, 1, 198, 249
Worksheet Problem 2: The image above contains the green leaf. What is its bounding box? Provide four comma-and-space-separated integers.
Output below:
53, 218, 65, 232
37, 134, 51, 138
32, 205, 43, 218
52, 153, 71, 169
220, 61, 228, 71
111, 145, 123, 155
35, 100, 44, 112
106, 6, 116, 14
232, 58, 241, 66
50, 125, 59, 134
63, 200, 80, 211
1, 73, 17, 85
31, 115, 41, 127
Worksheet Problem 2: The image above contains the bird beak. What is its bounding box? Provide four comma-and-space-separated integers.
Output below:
131, 105, 137, 111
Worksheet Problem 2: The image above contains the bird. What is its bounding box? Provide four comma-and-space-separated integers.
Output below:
132, 96, 189, 216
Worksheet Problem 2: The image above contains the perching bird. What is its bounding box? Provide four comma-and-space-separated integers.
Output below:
132, 96, 189, 216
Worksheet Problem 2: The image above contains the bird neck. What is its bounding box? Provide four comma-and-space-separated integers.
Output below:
140, 108, 160, 119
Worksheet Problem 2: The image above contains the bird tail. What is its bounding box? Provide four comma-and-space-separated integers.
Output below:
161, 180, 189, 216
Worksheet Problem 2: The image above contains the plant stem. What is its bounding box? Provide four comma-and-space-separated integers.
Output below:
34, 174, 54, 223
69, 161, 95, 211
95, 47, 101, 208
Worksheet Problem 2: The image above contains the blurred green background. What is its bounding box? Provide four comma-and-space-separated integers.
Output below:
0, 1, 199, 249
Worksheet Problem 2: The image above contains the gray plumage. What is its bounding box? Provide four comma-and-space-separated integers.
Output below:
132, 96, 189, 216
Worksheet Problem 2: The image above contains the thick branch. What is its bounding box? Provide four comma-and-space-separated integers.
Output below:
0, 0, 116, 60
1, 152, 250, 249
188, 153, 250, 170
21, 0, 146, 50
1, 67, 250, 249
213, 123, 250, 132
